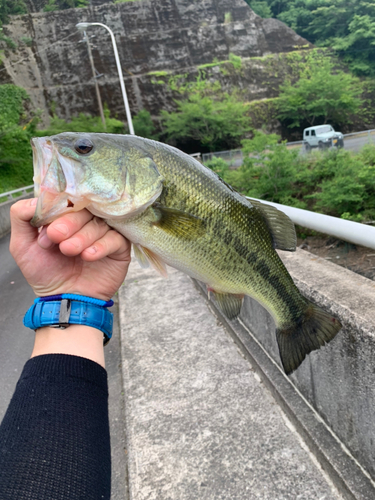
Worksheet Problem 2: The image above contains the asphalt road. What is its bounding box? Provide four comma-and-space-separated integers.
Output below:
0, 232, 128, 499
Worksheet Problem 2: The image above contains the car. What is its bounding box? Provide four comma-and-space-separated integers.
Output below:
303, 125, 344, 152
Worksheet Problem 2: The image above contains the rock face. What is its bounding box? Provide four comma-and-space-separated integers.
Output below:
1, 0, 312, 126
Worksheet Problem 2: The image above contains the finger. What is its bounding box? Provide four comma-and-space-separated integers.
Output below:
38, 225, 56, 250
59, 217, 110, 256
81, 230, 131, 262
9, 198, 39, 255
46, 209, 94, 244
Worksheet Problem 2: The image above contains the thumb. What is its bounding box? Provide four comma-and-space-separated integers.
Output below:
9, 198, 39, 257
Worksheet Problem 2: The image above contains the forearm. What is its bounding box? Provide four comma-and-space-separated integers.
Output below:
0, 353, 111, 500
31, 325, 106, 368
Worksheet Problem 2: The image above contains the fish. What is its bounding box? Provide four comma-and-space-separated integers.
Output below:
30, 132, 342, 374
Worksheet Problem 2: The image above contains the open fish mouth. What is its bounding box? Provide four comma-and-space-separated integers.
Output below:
30, 137, 89, 227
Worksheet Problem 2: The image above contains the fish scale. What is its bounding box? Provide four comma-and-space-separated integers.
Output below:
30, 133, 342, 374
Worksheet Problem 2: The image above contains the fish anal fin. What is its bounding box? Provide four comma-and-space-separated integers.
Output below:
208, 288, 244, 319
248, 198, 296, 252
152, 203, 205, 239
276, 303, 342, 375
133, 244, 168, 278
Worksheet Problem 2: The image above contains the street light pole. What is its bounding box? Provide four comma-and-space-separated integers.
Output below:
83, 31, 106, 129
76, 22, 135, 135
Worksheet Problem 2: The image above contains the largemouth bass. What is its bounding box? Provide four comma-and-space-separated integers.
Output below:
30, 133, 342, 374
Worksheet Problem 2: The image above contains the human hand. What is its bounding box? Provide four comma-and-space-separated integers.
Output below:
10, 198, 131, 301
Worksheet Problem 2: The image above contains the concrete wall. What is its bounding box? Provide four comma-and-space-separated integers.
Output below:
200, 249, 375, 484
0, 194, 33, 239
0, 0, 311, 126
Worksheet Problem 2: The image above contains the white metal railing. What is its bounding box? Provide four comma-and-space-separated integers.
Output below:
0, 185, 34, 202
249, 198, 375, 251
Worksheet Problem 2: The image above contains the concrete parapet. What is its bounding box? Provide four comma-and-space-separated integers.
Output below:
197, 248, 375, 498
0, 195, 33, 239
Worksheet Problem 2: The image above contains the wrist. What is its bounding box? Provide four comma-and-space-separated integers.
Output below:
31, 325, 105, 368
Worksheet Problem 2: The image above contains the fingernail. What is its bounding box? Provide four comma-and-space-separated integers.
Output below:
38, 232, 54, 249
85, 246, 97, 255
53, 223, 69, 236
30, 198, 37, 206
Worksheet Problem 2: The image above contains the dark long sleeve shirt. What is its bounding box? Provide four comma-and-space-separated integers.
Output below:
0, 354, 111, 500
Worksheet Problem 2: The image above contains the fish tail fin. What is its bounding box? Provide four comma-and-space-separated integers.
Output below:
276, 303, 342, 375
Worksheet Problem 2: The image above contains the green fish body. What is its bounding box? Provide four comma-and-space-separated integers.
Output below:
31, 133, 342, 374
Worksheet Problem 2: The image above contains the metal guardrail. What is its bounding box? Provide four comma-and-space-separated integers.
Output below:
249, 197, 375, 251
202, 149, 243, 164
0, 185, 34, 202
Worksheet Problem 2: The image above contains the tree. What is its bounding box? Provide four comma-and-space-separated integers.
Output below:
244, 0, 375, 74
161, 92, 252, 152
276, 56, 362, 128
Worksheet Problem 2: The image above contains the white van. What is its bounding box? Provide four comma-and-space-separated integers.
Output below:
303, 125, 344, 151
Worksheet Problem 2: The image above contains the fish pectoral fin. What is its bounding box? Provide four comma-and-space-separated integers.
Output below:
209, 290, 244, 320
133, 244, 168, 278
248, 198, 296, 252
276, 303, 342, 375
152, 203, 205, 239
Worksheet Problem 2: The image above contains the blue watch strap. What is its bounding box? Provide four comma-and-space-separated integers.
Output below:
24, 299, 113, 345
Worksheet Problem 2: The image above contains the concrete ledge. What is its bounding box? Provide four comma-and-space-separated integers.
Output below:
195, 248, 375, 499
0, 194, 33, 239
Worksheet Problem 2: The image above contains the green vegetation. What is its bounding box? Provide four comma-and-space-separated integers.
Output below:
276, 54, 363, 128
245, 0, 375, 75
43, 0, 88, 11
161, 91, 252, 152
205, 132, 375, 223
0, 84, 37, 193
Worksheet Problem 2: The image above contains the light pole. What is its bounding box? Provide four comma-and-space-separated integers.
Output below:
80, 31, 106, 129
76, 22, 134, 135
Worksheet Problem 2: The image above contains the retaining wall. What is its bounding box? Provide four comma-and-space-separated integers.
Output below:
196, 248, 375, 495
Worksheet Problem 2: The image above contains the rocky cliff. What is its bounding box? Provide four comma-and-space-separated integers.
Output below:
0, 0, 312, 127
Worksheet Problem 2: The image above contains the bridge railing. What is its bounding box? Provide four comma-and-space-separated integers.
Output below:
0, 185, 34, 203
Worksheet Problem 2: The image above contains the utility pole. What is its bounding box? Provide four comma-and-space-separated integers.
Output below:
83, 30, 106, 129
76, 22, 134, 135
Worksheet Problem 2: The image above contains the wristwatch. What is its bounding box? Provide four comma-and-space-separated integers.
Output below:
24, 298, 113, 345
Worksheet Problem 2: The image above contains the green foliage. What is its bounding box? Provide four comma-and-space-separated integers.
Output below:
161, 92, 252, 152
36, 109, 125, 136
228, 53, 242, 70
244, 0, 375, 75
43, 0, 88, 11
132, 110, 159, 140
203, 157, 230, 178
0, 85, 36, 193
0, 0, 27, 25
204, 131, 375, 222
224, 12, 232, 24
246, 1, 272, 18
276, 54, 363, 128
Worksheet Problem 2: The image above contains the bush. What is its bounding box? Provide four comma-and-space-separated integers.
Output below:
203, 131, 375, 223
0, 84, 37, 193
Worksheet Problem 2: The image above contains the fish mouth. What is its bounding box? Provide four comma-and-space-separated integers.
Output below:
30, 137, 89, 227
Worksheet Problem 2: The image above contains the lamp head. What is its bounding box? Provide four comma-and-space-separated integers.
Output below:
76, 22, 90, 31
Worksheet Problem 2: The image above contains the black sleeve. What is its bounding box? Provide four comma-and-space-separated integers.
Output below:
0, 354, 111, 500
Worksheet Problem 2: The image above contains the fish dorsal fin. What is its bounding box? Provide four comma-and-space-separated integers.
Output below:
152, 203, 206, 239
133, 244, 168, 278
248, 198, 296, 252
209, 290, 244, 320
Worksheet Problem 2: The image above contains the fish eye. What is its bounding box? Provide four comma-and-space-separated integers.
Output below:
74, 138, 94, 155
